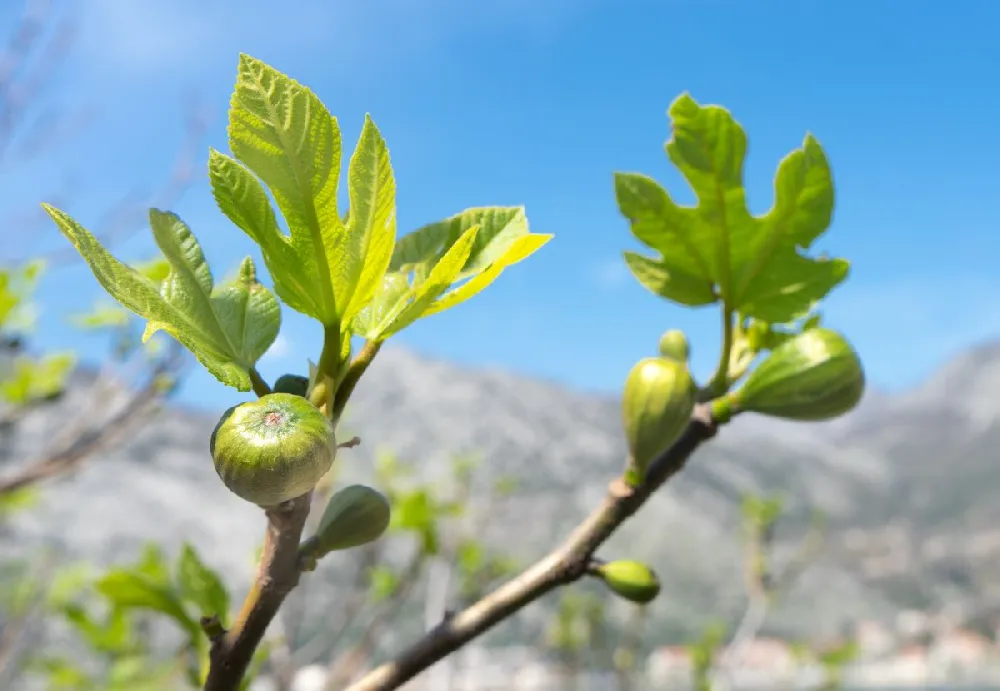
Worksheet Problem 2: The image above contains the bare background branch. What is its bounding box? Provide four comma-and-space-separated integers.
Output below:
0, 0, 209, 267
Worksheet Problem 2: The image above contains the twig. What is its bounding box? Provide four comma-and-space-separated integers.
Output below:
204, 493, 313, 691
0, 554, 57, 684
343, 403, 719, 691
715, 503, 827, 691
699, 305, 735, 402
331, 341, 381, 422
290, 543, 384, 668
0, 344, 186, 497
6, 94, 211, 266
249, 368, 272, 398
324, 553, 426, 689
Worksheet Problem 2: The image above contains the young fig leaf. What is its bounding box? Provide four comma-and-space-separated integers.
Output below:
42, 205, 280, 392
379, 207, 552, 332
357, 225, 481, 339
219, 54, 344, 325
615, 94, 848, 322
340, 114, 397, 326
214, 56, 399, 331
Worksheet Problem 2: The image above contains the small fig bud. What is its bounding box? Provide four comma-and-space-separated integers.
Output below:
622, 357, 696, 485
745, 320, 770, 352
658, 329, 690, 362
596, 560, 661, 604
273, 373, 310, 397
312, 484, 391, 556
210, 393, 336, 508
732, 328, 864, 421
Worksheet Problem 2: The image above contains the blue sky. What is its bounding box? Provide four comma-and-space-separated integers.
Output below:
5, 0, 998, 412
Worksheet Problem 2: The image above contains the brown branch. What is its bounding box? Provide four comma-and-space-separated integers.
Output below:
344, 403, 719, 691
291, 543, 384, 668
0, 0, 72, 161
0, 555, 56, 683
27, 96, 211, 267
0, 344, 186, 497
204, 493, 313, 691
715, 503, 827, 691
324, 553, 427, 689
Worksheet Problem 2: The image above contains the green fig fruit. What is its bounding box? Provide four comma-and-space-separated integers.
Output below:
313, 484, 391, 555
273, 373, 310, 397
733, 327, 864, 421
622, 357, 696, 484
597, 560, 661, 604
210, 393, 336, 508
658, 329, 690, 362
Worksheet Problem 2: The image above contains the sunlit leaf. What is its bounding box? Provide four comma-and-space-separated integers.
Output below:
95, 571, 196, 638
615, 94, 848, 322
175, 544, 230, 621
42, 205, 280, 392
221, 54, 344, 324
0, 352, 75, 404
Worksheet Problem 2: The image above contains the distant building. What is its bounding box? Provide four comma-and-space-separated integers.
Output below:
928, 627, 996, 680
647, 645, 693, 686
895, 609, 932, 641
854, 619, 894, 659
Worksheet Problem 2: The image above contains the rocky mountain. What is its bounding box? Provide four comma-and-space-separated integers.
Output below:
2, 340, 999, 663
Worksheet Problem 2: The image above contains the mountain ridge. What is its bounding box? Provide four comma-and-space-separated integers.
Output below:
2, 338, 999, 660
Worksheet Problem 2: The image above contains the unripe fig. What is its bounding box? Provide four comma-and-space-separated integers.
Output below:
732, 328, 864, 421
597, 560, 661, 604
658, 329, 690, 362
210, 393, 336, 508
622, 357, 696, 484
273, 373, 309, 397
313, 484, 391, 555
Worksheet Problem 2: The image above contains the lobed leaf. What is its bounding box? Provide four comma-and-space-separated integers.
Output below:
340, 115, 397, 325
42, 205, 280, 392
214, 55, 406, 346
390, 206, 548, 281
616, 93, 848, 322
225, 53, 343, 324
351, 207, 550, 339
376, 225, 480, 337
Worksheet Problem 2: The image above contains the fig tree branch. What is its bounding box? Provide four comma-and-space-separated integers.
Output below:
344, 403, 720, 691
204, 492, 313, 691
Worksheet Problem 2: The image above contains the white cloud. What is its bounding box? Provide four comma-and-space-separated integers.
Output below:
76, 0, 222, 74
260, 333, 291, 363
73, 0, 602, 79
